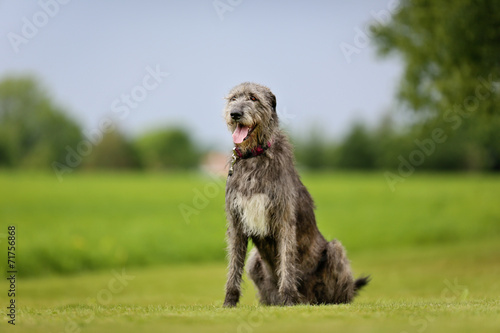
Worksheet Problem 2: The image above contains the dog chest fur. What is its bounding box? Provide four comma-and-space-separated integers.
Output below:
233, 193, 270, 237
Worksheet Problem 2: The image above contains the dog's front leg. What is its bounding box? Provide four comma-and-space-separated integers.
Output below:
223, 219, 248, 307
277, 222, 299, 305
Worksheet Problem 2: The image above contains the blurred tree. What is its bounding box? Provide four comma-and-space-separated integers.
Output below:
373, 114, 406, 169
82, 130, 141, 170
134, 128, 200, 170
337, 123, 376, 169
0, 76, 82, 168
294, 128, 331, 169
373, 0, 500, 115
373, 0, 500, 170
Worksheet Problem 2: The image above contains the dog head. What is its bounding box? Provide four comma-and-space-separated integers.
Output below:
224, 82, 278, 149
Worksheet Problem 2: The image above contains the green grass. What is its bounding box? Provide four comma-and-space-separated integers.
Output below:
0, 171, 499, 276
1, 240, 499, 332
0, 171, 499, 331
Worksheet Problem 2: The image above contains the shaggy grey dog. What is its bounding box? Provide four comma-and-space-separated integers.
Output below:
222, 82, 368, 307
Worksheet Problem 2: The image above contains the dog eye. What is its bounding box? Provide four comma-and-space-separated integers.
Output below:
230, 96, 237, 101
250, 96, 257, 101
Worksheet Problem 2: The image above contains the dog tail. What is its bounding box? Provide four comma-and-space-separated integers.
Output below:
354, 275, 371, 295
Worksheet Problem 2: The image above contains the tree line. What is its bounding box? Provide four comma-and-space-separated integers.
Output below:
1, 74, 499, 173
0, 76, 200, 173
2, 1, 498, 173
294, 117, 500, 171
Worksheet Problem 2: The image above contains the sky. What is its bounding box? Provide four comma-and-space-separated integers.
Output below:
0, 0, 402, 151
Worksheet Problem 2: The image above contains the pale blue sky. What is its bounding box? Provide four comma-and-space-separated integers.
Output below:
1, 0, 402, 151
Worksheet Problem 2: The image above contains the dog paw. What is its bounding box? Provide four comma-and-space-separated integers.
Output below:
280, 290, 299, 306
223, 301, 238, 308
223, 290, 240, 308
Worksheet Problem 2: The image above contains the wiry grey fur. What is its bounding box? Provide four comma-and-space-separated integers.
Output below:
222, 82, 369, 307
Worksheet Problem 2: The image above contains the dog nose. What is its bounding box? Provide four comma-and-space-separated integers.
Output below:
230, 111, 243, 121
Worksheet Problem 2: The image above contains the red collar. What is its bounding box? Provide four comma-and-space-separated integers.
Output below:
228, 141, 272, 176
234, 141, 272, 159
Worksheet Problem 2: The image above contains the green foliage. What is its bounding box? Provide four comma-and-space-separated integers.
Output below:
1, 172, 499, 277
134, 128, 201, 170
0, 76, 83, 169
0, 75, 203, 171
371, 0, 500, 169
293, 129, 334, 170
82, 130, 141, 170
337, 123, 376, 169
373, 0, 500, 115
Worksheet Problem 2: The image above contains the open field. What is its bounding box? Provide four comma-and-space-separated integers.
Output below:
0, 171, 499, 276
0, 171, 499, 332
0, 240, 499, 332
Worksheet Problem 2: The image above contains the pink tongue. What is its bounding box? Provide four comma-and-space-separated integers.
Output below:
232, 124, 250, 144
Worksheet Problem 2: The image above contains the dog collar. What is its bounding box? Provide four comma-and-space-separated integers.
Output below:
228, 142, 272, 176
234, 142, 271, 159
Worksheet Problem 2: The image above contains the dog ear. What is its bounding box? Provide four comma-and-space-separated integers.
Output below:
269, 92, 277, 112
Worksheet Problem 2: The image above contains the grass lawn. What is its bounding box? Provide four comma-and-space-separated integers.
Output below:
0, 171, 499, 332
1, 239, 499, 332
0, 171, 499, 277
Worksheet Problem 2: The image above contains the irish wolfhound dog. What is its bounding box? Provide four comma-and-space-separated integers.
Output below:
222, 82, 369, 307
